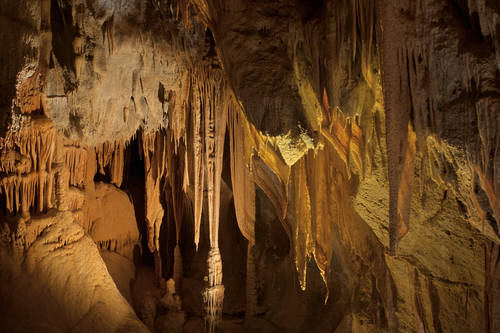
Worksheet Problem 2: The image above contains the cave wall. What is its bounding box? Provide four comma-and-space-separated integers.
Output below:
0, 0, 499, 332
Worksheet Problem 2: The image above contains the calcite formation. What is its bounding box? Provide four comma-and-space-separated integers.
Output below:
0, 0, 499, 332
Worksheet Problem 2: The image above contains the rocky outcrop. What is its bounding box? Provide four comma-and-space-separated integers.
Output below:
0, 211, 148, 332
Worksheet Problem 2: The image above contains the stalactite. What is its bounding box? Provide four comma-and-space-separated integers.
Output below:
289, 157, 313, 291
228, 105, 255, 243
321, 108, 363, 175
0, 119, 59, 215
64, 146, 88, 188
0, 151, 30, 174
110, 141, 125, 186
141, 131, 167, 256
170, 70, 190, 151
0, 1, 497, 332
166, 131, 186, 293
0, 170, 57, 215
12, 119, 56, 174
228, 103, 258, 321
252, 154, 287, 221
247, 120, 290, 193
304, 146, 337, 303
193, 75, 205, 250
38, 172, 44, 213
95, 139, 128, 187
377, 0, 415, 255
474, 98, 500, 228
356, 0, 376, 88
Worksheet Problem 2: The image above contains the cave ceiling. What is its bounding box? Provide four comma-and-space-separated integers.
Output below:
0, 0, 499, 332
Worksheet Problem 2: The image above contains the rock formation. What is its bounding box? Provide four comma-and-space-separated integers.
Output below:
0, 0, 499, 332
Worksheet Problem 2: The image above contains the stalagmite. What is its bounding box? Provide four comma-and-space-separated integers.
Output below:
203, 247, 224, 333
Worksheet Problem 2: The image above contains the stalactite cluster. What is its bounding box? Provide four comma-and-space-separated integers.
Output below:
96, 139, 129, 187
0, 118, 56, 215
1, 0, 499, 332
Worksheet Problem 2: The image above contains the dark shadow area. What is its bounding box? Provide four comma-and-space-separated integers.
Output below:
159, 180, 177, 280
123, 133, 154, 268
50, 0, 76, 80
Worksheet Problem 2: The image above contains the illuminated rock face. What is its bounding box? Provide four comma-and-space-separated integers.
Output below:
0, 0, 499, 332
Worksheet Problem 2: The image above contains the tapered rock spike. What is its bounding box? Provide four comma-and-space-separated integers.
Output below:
193, 81, 205, 250
377, 0, 414, 255
95, 139, 127, 187
141, 131, 168, 279
167, 131, 185, 292
290, 157, 313, 291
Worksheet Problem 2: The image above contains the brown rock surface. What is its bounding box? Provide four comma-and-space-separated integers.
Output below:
0, 0, 499, 332
0, 211, 147, 332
